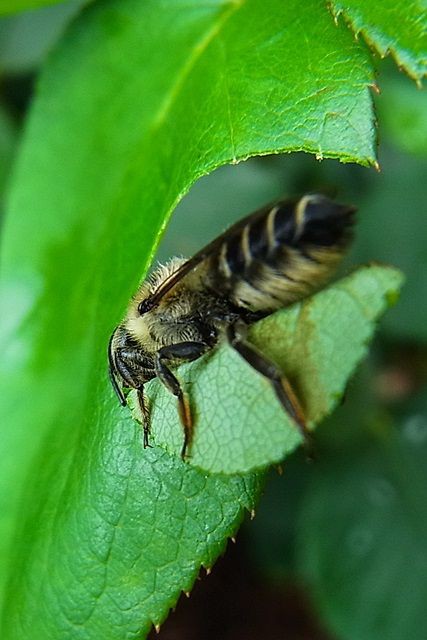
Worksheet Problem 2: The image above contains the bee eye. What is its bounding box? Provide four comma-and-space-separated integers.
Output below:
138, 299, 153, 315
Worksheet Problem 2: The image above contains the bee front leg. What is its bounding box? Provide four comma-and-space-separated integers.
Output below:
226, 322, 312, 451
111, 349, 155, 448
137, 386, 151, 448
155, 341, 209, 458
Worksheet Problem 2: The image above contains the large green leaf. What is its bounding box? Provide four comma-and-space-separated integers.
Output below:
145, 265, 403, 473
329, 0, 427, 82
2, 424, 262, 637
0, 0, 382, 636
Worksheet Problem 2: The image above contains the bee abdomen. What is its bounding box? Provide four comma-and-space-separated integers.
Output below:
213, 194, 355, 312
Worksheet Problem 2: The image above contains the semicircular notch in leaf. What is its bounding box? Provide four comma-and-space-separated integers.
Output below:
141, 265, 404, 474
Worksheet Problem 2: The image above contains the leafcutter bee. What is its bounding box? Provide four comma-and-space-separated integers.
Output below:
109, 194, 355, 457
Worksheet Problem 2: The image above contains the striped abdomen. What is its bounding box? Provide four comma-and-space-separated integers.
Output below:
209, 194, 355, 313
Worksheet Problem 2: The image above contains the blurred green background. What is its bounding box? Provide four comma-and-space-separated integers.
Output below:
0, 3, 426, 640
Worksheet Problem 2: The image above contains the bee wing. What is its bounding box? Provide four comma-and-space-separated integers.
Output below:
140, 199, 281, 312
140, 193, 356, 313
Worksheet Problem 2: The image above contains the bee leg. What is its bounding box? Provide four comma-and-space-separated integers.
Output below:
226, 322, 313, 450
112, 350, 156, 449
155, 342, 209, 458
137, 386, 151, 448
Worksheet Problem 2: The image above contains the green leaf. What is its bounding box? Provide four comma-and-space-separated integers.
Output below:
296, 406, 427, 640
0, 0, 379, 635
144, 265, 403, 474
2, 421, 262, 637
329, 0, 427, 82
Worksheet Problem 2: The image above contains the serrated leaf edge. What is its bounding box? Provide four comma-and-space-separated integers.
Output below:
328, 2, 427, 84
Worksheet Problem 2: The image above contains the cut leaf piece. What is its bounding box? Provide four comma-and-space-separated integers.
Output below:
137, 265, 404, 474
330, 0, 427, 82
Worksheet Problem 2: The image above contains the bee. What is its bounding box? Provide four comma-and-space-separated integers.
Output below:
109, 194, 355, 457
